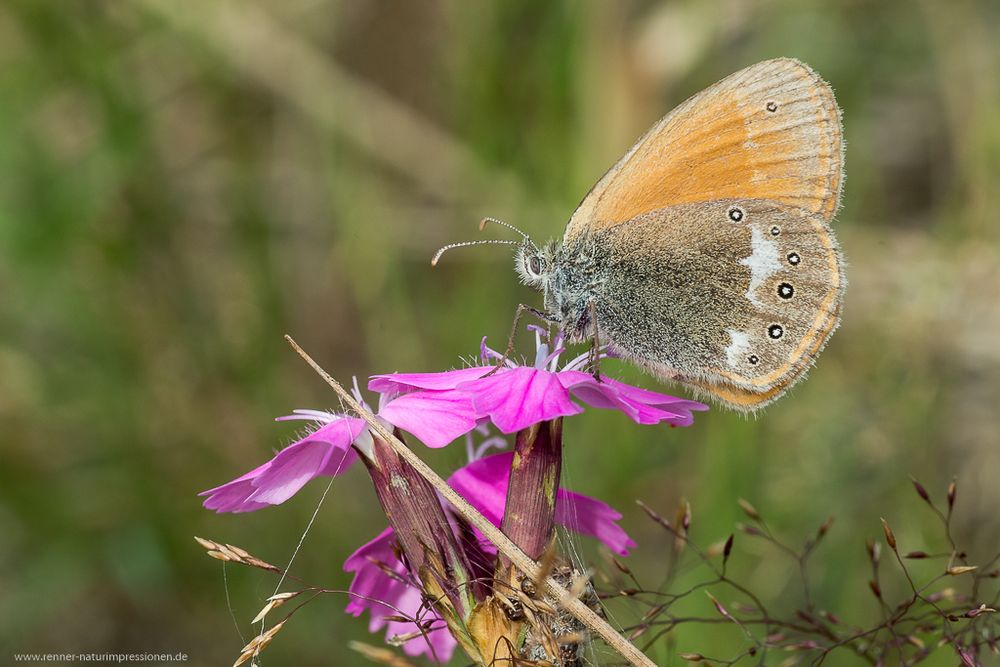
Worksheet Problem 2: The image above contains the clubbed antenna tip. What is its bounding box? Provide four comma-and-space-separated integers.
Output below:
480, 216, 531, 242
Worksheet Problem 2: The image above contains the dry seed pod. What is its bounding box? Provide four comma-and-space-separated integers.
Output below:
880, 518, 897, 550
738, 498, 760, 521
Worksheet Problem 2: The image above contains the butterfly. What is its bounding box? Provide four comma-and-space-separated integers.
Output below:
437, 58, 845, 411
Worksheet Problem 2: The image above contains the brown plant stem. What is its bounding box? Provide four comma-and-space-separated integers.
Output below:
284, 335, 656, 667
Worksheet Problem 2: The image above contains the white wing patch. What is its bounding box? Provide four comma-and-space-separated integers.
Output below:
739, 226, 781, 306
725, 329, 751, 368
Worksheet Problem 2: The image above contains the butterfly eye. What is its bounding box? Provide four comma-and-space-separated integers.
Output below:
529, 256, 542, 275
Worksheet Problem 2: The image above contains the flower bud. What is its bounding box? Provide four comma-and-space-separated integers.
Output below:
500, 419, 563, 562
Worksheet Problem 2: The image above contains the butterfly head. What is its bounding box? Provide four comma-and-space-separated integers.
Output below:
432, 217, 556, 287
514, 240, 558, 290
517, 238, 591, 339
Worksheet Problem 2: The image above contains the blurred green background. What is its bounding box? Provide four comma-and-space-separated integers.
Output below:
2, 1, 999, 665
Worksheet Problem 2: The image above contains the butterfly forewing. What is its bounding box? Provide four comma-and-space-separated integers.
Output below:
565, 58, 844, 243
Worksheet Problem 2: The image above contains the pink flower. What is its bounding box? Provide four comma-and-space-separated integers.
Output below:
344, 528, 456, 661
200, 387, 477, 513
203, 333, 704, 514
449, 451, 636, 556
371, 330, 707, 434
344, 451, 636, 661
200, 415, 362, 513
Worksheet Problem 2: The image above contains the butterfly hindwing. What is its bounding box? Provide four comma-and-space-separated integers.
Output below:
586, 198, 843, 409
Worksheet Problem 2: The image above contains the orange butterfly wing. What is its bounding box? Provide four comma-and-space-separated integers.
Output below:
563, 58, 843, 242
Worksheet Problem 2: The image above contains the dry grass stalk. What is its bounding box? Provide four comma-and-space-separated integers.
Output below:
194, 536, 280, 572
251, 591, 299, 624
232, 621, 285, 667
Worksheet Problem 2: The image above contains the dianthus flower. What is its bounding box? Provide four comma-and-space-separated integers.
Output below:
200, 330, 707, 665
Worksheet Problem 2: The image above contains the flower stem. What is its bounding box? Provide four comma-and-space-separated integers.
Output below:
285, 335, 656, 667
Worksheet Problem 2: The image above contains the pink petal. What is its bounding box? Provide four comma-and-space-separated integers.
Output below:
200, 484, 272, 513
555, 490, 637, 556
607, 378, 709, 413
448, 452, 635, 556
344, 528, 411, 619
379, 390, 478, 448
447, 453, 511, 527
559, 371, 707, 426
199, 461, 274, 513
462, 367, 582, 433
368, 367, 492, 394
344, 528, 456, 662
558, 370, 644, 420
571, 382, 669, 424
385, 588, 456, 661
247, 440, 353, 505
199, 417, 363, 513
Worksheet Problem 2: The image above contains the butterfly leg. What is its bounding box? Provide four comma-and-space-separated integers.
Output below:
587, 300, 603, 383
483, 303, 556, 377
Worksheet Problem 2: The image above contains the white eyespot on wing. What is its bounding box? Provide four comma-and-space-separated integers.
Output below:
739, 226, 782, 306
725, 329, 751, 368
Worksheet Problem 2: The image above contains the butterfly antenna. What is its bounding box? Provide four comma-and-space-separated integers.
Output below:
479, 217, 534, 246
431, 239, 521, 266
